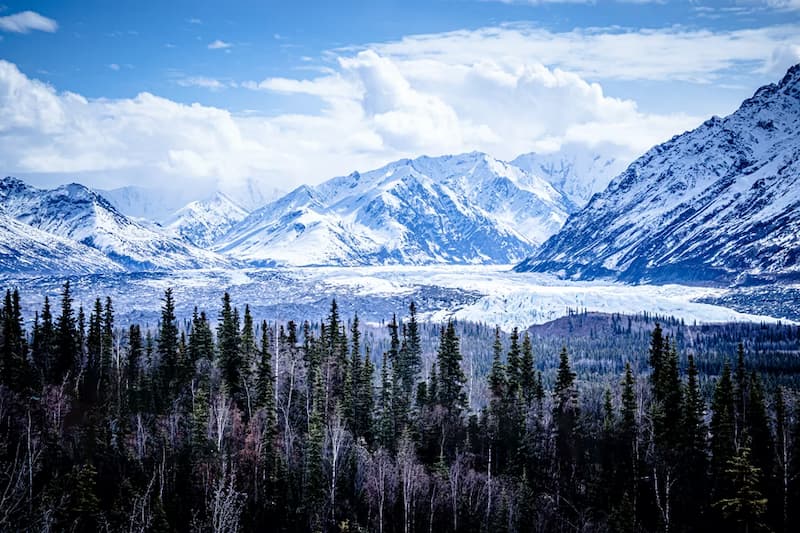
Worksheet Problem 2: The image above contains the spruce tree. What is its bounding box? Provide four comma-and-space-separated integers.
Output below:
218, 292, 245, 410
436, 320, 466, 414
1, 288, 29, 392
711, 361, 737, 501
520, 332, 535, 405
54, 281, 77, 383
34, 296, 56, 384
157, 288, 179, 401
506, 327, 521, 398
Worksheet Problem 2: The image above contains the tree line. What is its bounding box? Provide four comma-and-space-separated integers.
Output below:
1, 282, 799, 532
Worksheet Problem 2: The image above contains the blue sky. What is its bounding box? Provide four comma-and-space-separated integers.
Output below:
1, 1, 799, 195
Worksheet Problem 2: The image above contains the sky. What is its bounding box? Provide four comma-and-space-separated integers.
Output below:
1, 0, 799, 199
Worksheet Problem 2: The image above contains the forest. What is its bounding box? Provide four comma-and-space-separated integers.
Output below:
2, 281, 800, 532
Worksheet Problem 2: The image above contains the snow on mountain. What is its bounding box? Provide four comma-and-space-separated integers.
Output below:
516, 64, 800, 286
165, 192, 249, 248
219, 177, 286, 212
0, 209, 123, 275
1, 177, 232, 271
215, 152, 573, 266
512, 145, 628, 207
100, 185, 203, 222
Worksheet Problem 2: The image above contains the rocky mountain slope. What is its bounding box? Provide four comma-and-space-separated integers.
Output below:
515, 64, 800, 286
215, 152, 574, 266
1, 177, 231, 271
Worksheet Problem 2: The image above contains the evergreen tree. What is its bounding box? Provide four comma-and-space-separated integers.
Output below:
712, 361, 737, 502
218, 292, 245, 410
715, 444, 768, 532
506, 327, 521, 398
488, 326, 506, 401
436, 320, 467, 414
127, 324, 143, 412
54, 281, 77, 383
1, 289, 29, 392
33, 295, 55, 384
553, 346, 580, 524
157, 288, 179, 401
520, 332, 536, 405
377, 351, 395, 449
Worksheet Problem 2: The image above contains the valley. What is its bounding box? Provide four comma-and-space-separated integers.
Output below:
2, 265, 792, 331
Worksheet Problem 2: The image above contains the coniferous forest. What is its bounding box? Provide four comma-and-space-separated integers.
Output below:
3, 282, 800, 532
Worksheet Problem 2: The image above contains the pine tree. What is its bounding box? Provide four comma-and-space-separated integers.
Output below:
711, 361, 737, 500
436, 320, 466, 414
553, 346, 579, 523
619, 362, 639, 532
648, 323, 666, 397
734, 342, 748, 446
1, 288, 29, 392
305, 371, 325, 530
488, 326, 506, 401
377, 351, 395, 449
746, 372, 774, 512
506, 327, 521, 398
100, 296, 115, 400
714, 444, 768, 532
54, 281, 77, 383
33, 295, 55, 384
157, 288, 179, 401
218, 292, 245, 410
127, 324, 143, 412
406, 301, 422, 388
519, 332, 535, 405
677, 354, 709, 529
256, 321, 275, 413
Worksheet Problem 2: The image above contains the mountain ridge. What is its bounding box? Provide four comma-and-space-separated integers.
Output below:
515, 63, 800, 286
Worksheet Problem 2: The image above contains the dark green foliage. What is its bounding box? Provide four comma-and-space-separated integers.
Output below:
54, 281, 77, 383
1, 286, 799, 533
218, 292, 245, 409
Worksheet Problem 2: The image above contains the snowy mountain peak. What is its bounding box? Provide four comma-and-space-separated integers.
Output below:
216, 151, 575, 266
1, 177, 232, 271
515, 64, 800, 286
511, 146, 628, 207
166, 192, 249, 248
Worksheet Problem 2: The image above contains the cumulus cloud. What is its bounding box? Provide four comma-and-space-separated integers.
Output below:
0, 50, 701, 197
208, 39, 232, 50
2, 21, 796, 196
364, 23, 800, 83
0, 10, 57, 33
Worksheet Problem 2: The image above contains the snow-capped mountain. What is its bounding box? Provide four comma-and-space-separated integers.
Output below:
0, 209, 123, 275
165, 192, 249, 248
1, 177, 232, 271
516, 64, 800, 286
512, 145, 628, 207
218, 177, 286, 212
215, 152, 573, 266
101, 185, 203, 222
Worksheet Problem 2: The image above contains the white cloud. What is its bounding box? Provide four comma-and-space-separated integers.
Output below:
176, 76, 230, 91
0, 10, 57, 33
208, 39, 232, 50
362, 23, 800, 83
108, 63, 120, 71
187, 17, 202, 24
765, 0, 800, 10
2, 22, 796, 195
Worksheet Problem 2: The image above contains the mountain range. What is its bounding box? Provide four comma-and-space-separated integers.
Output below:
515, 64, 800, 285
0, 178, 231, 273
213, 152, 574, 266
1, 65, 798, 284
